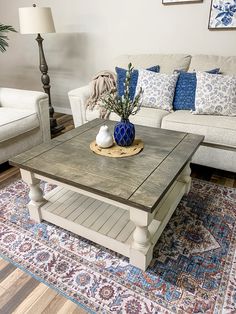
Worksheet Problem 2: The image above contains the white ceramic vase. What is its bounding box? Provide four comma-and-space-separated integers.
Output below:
96, 125, 113, 148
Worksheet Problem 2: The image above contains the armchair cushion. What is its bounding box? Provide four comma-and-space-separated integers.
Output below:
0, 108, 39, 143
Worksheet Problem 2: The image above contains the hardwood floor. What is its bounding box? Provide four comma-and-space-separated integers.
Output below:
52, 113, 75, 137
191, 163, 236, 188
0, 259, 86, 314
0, 113, 235, 313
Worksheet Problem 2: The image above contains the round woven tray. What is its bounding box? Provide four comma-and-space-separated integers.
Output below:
90, 139, 144, 158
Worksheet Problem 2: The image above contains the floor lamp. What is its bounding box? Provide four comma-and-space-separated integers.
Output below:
19, 4, 64, 135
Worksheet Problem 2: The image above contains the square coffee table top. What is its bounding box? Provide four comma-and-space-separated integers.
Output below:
10, 119, 204, 212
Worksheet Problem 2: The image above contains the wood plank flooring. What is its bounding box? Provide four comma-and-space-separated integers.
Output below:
191, 163, 236, 188
0, 113, 235, 313
0, 259, 86, 314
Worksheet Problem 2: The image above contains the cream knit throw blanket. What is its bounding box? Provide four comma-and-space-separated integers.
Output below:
86, 71, 117, 119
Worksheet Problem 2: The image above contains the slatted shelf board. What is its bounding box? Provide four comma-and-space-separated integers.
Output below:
41, 187, 138, 257
40, 180, 186, 260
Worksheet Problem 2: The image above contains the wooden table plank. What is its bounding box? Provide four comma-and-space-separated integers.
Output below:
129, 133, 204, 210
90, 205, 117, 231
99, 207, 125, 235
107, 211, 130, 239
10, 119, 104, 165
60, 194, 94, 218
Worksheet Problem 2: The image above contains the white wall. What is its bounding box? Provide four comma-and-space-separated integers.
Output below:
0, 0, 236, 112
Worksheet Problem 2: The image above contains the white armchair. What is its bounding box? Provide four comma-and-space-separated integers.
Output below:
0, 87, 50, 164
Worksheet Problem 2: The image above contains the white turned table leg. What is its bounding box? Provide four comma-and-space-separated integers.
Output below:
129, 208, 153, 271
178, 162, 192, 195
21, 169, 46, 222
132, 225, 150, 249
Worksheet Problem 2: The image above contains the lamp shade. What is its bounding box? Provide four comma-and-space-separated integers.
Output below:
19, 7, 55, 34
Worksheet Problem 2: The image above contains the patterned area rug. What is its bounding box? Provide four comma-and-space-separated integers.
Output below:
0, 179, 235, 313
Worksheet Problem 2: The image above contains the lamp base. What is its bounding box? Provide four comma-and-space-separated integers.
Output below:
51, 124, 65, 135
50, 117, 65, 135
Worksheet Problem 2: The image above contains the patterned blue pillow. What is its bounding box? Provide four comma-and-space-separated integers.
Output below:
173, 69, 220, 111
116, 65, 160, 101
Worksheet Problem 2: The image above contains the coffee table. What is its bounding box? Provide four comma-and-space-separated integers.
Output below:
10, 119, 203, 270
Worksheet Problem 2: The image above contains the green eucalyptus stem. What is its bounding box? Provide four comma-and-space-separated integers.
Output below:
100, 62, 143, 120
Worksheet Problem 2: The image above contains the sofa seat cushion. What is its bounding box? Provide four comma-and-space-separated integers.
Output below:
0, 108, 39, 143
161, 110, 236, 147
86, 106, 170, 128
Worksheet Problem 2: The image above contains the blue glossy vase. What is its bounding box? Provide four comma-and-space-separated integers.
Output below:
114, 119, 135, 147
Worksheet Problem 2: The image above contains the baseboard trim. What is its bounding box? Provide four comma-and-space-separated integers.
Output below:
54, 106, 72, 115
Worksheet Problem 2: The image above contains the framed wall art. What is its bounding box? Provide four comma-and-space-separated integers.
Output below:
162, 0, 203, 4
209, 0, 236, 29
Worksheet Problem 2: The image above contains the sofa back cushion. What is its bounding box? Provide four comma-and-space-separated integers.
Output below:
189, 55, 236, 75
113, 54, 191, 74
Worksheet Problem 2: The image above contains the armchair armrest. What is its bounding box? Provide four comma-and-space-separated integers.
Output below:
68, 84, 92, 127
0, 88, 50, 142
0, 88, 48, 111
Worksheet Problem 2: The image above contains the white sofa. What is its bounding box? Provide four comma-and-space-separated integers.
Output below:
68, 54, 236, 173
0, 88, 51, 164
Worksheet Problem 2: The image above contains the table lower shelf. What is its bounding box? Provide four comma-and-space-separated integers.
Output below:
41, 186, 136, 257
40, 179, 186, 261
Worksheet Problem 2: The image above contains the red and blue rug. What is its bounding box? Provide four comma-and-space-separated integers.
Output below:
0, 179, 235, 313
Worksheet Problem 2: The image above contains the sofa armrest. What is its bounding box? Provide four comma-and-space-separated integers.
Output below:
0, 88, 50, 142
68, 85, 92, 127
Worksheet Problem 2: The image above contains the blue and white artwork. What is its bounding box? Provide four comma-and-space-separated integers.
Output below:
162, 0, 202, 3
209, 0, 236, 29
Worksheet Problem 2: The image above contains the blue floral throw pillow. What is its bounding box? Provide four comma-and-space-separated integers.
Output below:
136, 70, 179, 111
116, 65, 160, 101
173, 68, 220, 111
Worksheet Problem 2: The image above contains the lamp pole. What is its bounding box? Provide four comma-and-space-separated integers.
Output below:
33, 4, 64, 135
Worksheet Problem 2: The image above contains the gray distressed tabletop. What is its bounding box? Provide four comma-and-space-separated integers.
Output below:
10, 119, 204, 212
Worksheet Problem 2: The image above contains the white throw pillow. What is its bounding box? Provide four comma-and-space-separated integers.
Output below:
136, 69, 179, 111
194, 72, 236, 116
